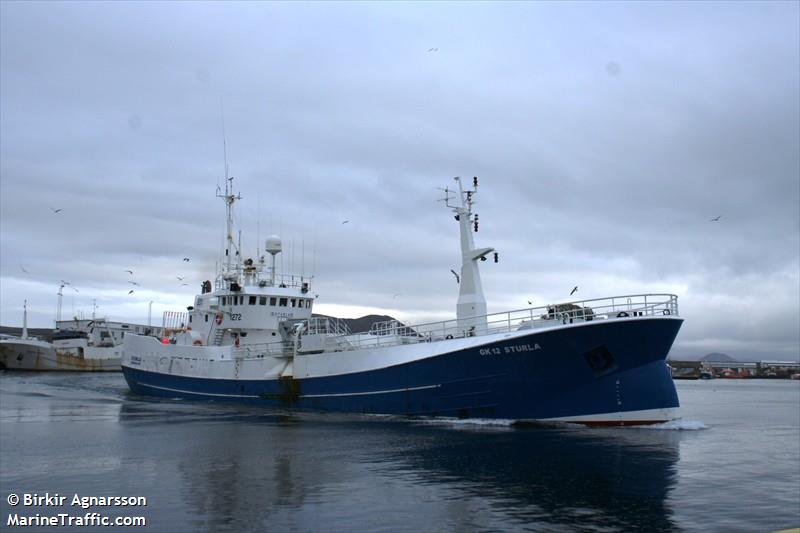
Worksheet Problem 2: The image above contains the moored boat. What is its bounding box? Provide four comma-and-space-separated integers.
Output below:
122, 176, 683, 425
0, 301, 160, 371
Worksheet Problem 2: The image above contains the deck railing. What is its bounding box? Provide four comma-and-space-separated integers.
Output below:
306, 316, 351, 336
229, 293, 679, 360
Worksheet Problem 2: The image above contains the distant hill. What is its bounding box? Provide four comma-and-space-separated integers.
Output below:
0, 326, 53, 341
699, 352, 738, 362
669, 352, 739, 362
311, 314, 402, 333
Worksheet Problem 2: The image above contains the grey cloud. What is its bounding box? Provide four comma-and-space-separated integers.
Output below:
1, 1, 798, 361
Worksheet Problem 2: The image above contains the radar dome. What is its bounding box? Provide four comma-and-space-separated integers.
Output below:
265, 235, 282, 256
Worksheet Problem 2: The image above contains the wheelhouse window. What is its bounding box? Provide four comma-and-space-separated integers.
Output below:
205, 314, 208, 322
290, 299, 296, 307
222, 297, 227, 305
269, 297, 277, 306
279, 298, 287, 307
259, 297, 267, 305
249, 296, 257, 305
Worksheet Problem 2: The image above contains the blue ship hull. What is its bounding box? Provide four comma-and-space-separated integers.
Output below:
122, 318, 682, 424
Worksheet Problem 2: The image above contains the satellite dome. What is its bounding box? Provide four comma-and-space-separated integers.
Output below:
265, 235, 282, 256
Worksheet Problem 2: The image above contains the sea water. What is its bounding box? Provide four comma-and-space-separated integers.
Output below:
0, 373, 798, 532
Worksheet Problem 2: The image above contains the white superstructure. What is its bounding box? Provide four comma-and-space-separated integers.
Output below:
166, 177, 315, 351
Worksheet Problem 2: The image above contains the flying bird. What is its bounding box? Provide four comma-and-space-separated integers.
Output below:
128, 290, 135, 295
570, 286, 578, 296
182, 257, 190, 262
128, 281, 140, 286
427, 48, 439, 52
20, 267, 29, 274
527, 300, 532, 305
125, 270, 133, 274
341, 220, 349, 225
710, 215, 722, 222
392, 293, 402, 299
182, 283, 188, 286
450, 269, 460, 284
49, 207, 62, 214
177, 276, 184, 281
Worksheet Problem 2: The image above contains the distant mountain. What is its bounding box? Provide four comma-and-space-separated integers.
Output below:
312, 314, 401, 334
699, 352, 738, 362
668, 352, 739, 362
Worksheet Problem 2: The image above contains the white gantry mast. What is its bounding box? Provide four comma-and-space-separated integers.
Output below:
443, 176, 496, 335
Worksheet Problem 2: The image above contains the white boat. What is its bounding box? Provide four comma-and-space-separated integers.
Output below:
122, 176, 684, 425
0, 301, 160, 371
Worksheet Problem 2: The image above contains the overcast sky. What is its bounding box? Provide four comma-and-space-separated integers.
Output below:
1, 1, 798, 361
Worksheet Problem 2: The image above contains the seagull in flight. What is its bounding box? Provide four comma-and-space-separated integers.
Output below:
125, 270, 133, 274
182, 257, 190, 262
20, 267, 29, 274
392, 293, 402, 299
527, 300, 533, 305
427, 48, 439, 52
177, 276, 185, 281
49, 207, 63, 214
709, 215, 722, 222
341, 220, 349, 225
450, 269, 460, 284
570, 286, 578, 296
128, 281, 140, 286
128, 290, 135, 295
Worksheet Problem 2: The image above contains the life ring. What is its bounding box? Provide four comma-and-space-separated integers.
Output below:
215, 312, 223, 325
617, 311, 629, 318
445, 334, 454, 340
663, 309, 671, 316
193, 339, 203, 346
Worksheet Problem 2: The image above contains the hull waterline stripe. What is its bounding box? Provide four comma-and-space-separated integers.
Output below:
135, 381, 441, 399
300, 384, 441, 398
138, 383, 261, 398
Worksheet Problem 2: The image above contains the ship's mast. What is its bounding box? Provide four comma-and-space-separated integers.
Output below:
217, 176, 241, 274
21, 300, 28, 340
56, 282, 65, 324
218, 100, 241, 277
443, 176, 495, 334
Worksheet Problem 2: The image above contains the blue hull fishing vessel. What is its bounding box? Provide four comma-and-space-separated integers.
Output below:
123, 176, 682, 425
